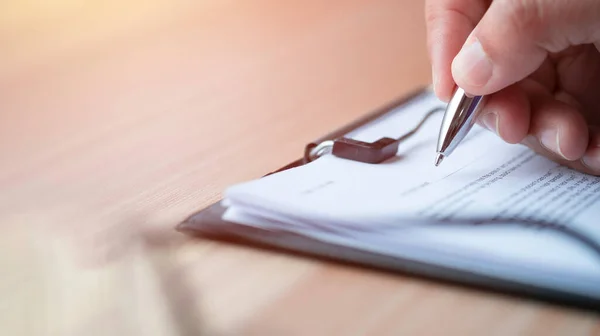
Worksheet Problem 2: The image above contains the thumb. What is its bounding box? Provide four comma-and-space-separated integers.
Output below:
451, 0, 600, 95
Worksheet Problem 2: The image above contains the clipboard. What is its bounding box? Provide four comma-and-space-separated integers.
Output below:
177, 86, 600, 312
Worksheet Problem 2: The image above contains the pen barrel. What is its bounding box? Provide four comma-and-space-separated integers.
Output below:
436, 88, 486, 157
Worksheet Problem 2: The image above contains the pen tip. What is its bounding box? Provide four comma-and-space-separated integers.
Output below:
434, 153, 444, 166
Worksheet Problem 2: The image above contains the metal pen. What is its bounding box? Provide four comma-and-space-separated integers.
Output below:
435, 87, 487, 166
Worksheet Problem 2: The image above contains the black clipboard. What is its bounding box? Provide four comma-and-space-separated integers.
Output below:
177, 86, 600, 312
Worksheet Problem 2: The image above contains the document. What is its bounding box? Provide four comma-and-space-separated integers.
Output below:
220, 93, 600, 299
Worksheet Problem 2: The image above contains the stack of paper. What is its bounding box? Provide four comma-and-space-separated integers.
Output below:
220, 93, 600, 300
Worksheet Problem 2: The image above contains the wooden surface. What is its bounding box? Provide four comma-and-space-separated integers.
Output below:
1, 0, 598, 335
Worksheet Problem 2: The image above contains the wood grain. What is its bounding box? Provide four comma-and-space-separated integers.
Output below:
0, 0, 598, 335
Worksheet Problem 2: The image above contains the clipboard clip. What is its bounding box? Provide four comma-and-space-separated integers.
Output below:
305, 106, 444, 164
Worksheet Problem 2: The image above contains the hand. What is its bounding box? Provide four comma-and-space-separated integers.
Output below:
426, 0, 600, 175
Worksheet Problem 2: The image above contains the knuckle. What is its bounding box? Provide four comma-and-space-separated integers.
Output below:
502, 0, 546, 36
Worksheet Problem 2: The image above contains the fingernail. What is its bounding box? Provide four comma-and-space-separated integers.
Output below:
540, 128, 566, 159
480, 112, 498, 135
452, 38, 493, 88
582, 148, 600, 171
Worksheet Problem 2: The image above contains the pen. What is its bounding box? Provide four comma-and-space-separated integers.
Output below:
435, 87, 487, 166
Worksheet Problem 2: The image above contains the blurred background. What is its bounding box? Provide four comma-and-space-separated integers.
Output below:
0, 1, 432, 335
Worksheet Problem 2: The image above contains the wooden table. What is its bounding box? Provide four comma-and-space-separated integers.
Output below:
1, 1, 598, 335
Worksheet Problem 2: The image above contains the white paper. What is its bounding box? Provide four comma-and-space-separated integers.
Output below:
221, 90, 600, 298
224, 206, 600, 298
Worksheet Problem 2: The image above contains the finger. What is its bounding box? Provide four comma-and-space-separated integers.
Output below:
475, 83, 530, 144
552, 44, 600, 126
451, 0, 600, 96
425, 0, 490, 101
526, 57, 556, 93
515, 78, 590, 166
581, 127, 600, 174
521, 129, 600, 176
554, 90, 584, 112
524, 87, 589, 162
